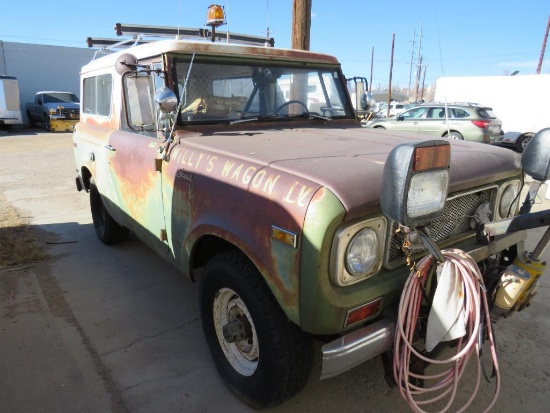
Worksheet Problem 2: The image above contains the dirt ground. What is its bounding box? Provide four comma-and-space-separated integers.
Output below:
1, 127, 550, 413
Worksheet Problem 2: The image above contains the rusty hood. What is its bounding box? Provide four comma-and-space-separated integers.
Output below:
176, 123, 522, 219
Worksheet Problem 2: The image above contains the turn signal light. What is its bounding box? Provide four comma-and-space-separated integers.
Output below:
413, 144, 450, 171
344, 298, 382, 328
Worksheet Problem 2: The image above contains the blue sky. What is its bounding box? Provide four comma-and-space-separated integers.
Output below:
1, 0, 548, 89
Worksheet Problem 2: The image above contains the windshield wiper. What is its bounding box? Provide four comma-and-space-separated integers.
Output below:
230, 114, 278, 125
284, 113, 331, 121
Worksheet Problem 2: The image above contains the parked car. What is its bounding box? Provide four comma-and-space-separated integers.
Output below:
365, 102, 502, 143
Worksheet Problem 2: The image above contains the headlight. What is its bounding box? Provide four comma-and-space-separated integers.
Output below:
407, 170, 448, 219
498, 181, 520, 218
331, 217, 386, 286
346, 228, 378, 276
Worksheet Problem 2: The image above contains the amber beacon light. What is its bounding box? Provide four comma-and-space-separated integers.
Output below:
205, 4, 227, 43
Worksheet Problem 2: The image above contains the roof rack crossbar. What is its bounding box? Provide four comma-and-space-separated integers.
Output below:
114, 23, 274, 47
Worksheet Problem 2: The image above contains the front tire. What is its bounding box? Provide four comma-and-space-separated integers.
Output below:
44, 115, 52, 132
200, 252, 313, 409
516, 134, 532, 152
89, 178, 128, 244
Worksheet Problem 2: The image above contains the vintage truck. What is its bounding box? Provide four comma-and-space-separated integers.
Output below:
26, 91, 80, 131
74, 19, 550, 409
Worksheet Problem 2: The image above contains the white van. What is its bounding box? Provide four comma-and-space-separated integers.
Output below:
377, 102, 411, 117
0, 75, 23, 131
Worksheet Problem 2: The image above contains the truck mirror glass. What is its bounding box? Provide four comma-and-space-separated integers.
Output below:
521, 128, 550, 182
154, 87, 178, 113
381, 140, 451, 227
115, 53, 139, 75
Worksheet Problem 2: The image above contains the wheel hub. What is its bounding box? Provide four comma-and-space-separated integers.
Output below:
213, 287, 259, 376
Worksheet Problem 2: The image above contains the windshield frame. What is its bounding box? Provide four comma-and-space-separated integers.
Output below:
168, 54, 355, 126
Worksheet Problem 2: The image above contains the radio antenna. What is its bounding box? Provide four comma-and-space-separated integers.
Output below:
266, 1, 270, 39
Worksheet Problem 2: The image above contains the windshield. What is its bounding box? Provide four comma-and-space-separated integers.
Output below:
173, 58, 353, 124
43, 93, 79, 104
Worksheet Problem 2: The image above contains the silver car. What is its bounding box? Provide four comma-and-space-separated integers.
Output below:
365, 102, 503, 143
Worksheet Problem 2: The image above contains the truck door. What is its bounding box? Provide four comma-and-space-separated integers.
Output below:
107, 69, 169, 257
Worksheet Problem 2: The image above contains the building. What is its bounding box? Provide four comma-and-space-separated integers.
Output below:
0, 41, 95, 123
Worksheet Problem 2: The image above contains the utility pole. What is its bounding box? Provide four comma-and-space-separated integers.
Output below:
415, 55, 423, 101
407, 29, 416, 100
387, 33, 395, 117
414, 24, 423, 101
370, 47, 374, 92
291, 0, 311, 50
536, 15, 550, 74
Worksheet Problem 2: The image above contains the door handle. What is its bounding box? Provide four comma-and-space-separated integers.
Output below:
104, 144, 116, 152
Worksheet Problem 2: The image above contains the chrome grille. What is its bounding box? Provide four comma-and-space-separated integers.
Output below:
58, 108, 80, 119
387, 189, 492, 264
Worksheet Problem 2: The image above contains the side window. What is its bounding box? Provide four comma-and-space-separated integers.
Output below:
402, 107, 427, 119
427, 107, 446, 119
124, 73, 155, 130
83, 74, 112, 116
451, 108, 470, 118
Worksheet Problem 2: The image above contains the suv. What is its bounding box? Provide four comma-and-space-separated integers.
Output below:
365, 102, 502, 143
73, 22, 546, 409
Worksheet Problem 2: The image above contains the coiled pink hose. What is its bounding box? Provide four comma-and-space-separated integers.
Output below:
393, 248, 500, 413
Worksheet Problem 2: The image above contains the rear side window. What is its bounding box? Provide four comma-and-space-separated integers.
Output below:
83, 74, 112, 117
451, 108, 470, 118
477, 108, 496, 119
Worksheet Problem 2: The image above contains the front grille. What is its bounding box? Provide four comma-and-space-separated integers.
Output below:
386, 188, 493, 266
57, 108, 80, 119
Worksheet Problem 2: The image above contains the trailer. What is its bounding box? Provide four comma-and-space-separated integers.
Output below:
434, 74, 550, 151
0, 75, 23, 131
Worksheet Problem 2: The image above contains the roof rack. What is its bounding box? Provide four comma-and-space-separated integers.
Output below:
87, 22, 275, 58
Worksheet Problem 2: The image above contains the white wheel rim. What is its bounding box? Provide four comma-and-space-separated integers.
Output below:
213, 287, 259, 376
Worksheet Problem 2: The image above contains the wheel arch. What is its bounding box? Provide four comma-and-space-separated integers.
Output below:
80, 167, 92, 191
188, 229, 302, 326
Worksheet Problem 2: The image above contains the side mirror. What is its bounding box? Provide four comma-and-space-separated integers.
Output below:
397, 115, 404, 121
115, 53, 138, 75
154, 87, 178, 113
381, 140, 451, 227
521, 128, 550, 181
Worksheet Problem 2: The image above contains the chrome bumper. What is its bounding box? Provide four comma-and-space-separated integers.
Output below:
320, 317, 395, 380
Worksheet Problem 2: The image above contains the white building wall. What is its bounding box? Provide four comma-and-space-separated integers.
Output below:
0, 41, 95, 123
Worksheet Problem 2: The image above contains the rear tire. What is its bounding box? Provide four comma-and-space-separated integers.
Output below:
373, 125, 386, 129
200, 252, 313, 409
27, 112, 36, 127
445, 131, 463, 140
89, 178, 128, 244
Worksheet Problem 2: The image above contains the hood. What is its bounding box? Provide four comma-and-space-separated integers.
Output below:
178, 122, 522, 219
44, 102, 80, 110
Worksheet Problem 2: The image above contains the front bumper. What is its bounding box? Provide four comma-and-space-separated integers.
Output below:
50, 118, 78, 132
320, 228, 528, 379
321, 317, 395, 379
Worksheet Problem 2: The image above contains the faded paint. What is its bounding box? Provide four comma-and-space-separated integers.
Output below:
74, 36, 527, 335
